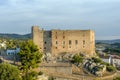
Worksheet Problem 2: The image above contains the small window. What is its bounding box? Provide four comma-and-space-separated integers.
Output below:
69, 40, 72, 45
8, 53, 10, 55
75, 40, 78, 45
83, 46, 85, 48
44, 47, 46, 49
63, 41, 65, 45
83, 40, 85, 45
56, 47, 57, 49
69, 46, 71, 48
63, 46, 65, 48
63, 36, 65, 39
56, 41, 58, 44
55, 36, 57, 39
44, 41, 47, 44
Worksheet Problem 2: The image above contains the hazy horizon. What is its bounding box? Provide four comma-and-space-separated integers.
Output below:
0, 0, 120, 40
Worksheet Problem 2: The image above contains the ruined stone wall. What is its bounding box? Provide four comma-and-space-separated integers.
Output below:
39, 63, 72, 74
51, 30, 95, 56
32, 26, 95, 56
43, 31, 52, 53
32, 26, 44, 52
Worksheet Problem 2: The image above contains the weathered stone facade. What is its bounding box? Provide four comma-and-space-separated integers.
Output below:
32, 26, 95, 56
39, 63, 72, 75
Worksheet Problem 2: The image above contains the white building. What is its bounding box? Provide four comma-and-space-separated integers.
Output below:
100, 55, 120, 67
112, 56, 120, 66
101, 56, 112, 64
0, 42, 6, 49
6, 48, 20, 55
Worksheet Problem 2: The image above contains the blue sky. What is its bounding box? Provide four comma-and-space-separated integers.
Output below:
0, 0, 120, 40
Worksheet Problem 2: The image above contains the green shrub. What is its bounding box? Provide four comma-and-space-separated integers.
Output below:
113, 76, 120, 80
49, 76, 56, 80
0, 63, 21, 80
106, 65, 116, 72
22, 71, 37, 80
92, 57, 102, 63
72, 54, 83, 63
38, 71, 43, 75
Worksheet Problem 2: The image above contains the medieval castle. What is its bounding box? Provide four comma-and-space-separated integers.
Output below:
32, 26, 95, 56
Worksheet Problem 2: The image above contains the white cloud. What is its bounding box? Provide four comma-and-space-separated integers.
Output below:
0, 0, 120, 39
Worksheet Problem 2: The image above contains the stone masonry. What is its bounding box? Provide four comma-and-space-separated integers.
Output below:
32, 26, 95, 56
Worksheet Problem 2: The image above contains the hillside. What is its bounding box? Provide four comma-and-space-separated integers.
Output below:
96, 39, 120, 44
0, 33, 31, 40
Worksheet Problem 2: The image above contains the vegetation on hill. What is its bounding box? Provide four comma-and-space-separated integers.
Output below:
0, 63, 21, 80
93, 57, 116, 72
103, 43, 120, 55
106, 65, 116, 72
96, 39, 120, 44
0, 33, 31, 40
96, 40, 120, 56
92, 57, 102, 63
113, 76, 120, 80
72, 54, 83, 64
19, 40, 43, 80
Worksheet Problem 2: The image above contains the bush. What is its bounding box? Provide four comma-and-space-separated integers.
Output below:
101, 61, 109, 66
113, 76, 120, 80
38, 71, 43, 75
106, 65, 116, 72
0, 63, 21, 80
22, 71, 37, 80
48, 76, 56, 80
72, 54, 83, 63
92, 57, 102, 63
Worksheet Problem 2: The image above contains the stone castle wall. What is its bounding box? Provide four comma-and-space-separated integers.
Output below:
32, 26, 95, 56
32, 26, 44, 52
39, 63, 72, 75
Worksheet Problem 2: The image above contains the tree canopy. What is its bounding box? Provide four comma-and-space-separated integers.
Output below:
19, 40, 43, 80
92, 57, 102, 63
113, 76, 120, 80
72, 54, 83, 63
0, 63, 21, 80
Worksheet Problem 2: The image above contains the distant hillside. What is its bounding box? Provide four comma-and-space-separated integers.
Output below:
0, 33, 31, 40
96, 39, 120, 44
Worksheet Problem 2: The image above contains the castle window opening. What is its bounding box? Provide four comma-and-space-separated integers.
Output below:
44, 41, 47, 44
63, 36, 65, 39
83, 46, 85, 48
69, 40, 72, 45
56, 41, 58, 44
44, 47, 46, 49
55, 36, 57, 39
56, 47, 57, 49
75, 40, 78, 45
83, 40, 85, 45
63, 41, 65, 45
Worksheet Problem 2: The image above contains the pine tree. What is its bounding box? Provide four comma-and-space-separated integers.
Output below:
19, 40, 43, 80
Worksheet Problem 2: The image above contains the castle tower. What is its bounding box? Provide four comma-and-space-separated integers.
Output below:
32, 26, 44, 52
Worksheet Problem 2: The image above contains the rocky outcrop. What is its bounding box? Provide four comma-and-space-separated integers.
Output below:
83, 59, 106, 76
37, 74, 48, 80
